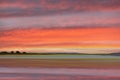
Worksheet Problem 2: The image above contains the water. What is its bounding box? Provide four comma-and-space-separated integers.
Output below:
0, 67, 120, 80
0, 55, 120, 80
0, 55, 120, 59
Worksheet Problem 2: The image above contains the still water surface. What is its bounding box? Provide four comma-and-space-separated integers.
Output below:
0, 67, 120, 80
0, 55, 120, 80
0, 55, 120, 59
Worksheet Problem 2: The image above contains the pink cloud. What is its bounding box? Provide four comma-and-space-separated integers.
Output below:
0, 0, 120, 17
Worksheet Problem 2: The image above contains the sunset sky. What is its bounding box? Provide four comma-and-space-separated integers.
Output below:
0, 0, 120, 54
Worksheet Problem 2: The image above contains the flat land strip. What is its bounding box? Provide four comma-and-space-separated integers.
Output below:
0, 58, 120, 69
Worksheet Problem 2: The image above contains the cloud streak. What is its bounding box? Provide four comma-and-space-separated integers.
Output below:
0, 27, 120, 49
0, 0, 120, 17
0, 11, 120, 30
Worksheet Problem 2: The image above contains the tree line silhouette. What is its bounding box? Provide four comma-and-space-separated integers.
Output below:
0, 51, 27, 55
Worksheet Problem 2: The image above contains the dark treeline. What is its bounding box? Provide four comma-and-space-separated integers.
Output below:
0, 51, 27, 55
0, 51, 85, 55
0, 51, 120, 56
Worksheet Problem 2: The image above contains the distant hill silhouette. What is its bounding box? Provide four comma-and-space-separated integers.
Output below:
110, 52, 120, 56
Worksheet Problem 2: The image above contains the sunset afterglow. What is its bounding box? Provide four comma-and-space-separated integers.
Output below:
0, 0, 120, 53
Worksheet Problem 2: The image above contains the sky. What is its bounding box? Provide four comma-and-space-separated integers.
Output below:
0, 0, 120, 54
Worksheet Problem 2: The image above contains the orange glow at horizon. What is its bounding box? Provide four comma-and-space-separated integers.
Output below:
0, 27, 120, 49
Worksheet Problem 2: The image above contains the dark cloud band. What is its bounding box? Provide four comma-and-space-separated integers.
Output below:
0, 0, 120, 17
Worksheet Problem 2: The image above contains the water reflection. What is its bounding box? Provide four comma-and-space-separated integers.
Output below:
0, 74, 120, 80
0, 67, 120, 80
0, 55, 120, 59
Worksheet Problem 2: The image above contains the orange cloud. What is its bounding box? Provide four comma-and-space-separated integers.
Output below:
0, 27, 120, 49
